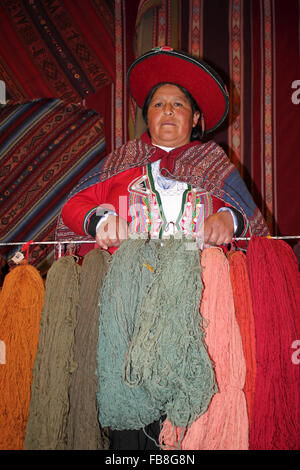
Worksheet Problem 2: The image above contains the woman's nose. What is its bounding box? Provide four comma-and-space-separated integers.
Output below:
163, 103, 174, 114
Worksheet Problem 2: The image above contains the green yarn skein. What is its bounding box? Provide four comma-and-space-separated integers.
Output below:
97, 237, 217, 431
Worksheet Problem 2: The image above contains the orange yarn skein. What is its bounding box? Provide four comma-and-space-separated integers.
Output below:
227, 249, 257, 423
0, 264, 44, 450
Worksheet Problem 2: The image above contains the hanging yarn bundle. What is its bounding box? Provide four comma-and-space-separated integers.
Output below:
160, 247, 249, 450
0, 264, 44, 450
24, 256, 80, 450
67, 248, 111, 450
97, 238, 159, 430
247, 236, 300, 450
124, 238, 218, 428
227, 249, 257, 423
97, 237, 217, 431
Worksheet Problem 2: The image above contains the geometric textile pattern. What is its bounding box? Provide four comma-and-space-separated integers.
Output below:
0, 0, 114, 103
0, 99, 106, 266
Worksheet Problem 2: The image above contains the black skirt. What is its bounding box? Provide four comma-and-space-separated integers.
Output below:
108, 417, 165, 450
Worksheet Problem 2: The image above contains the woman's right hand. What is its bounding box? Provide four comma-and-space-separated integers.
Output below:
95, 214, 128, 250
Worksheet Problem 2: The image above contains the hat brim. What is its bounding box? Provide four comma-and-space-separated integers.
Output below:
127, 49, 229, 134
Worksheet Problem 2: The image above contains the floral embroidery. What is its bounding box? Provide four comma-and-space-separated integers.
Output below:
128, 165, 214, 238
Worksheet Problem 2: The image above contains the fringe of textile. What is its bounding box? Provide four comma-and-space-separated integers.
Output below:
24, 256, 80, 450
247, 237, 300, 450
97, 237, 217, 431
66, 249, 111, 450
0, 264, 44, 450
159, 247, 249, 450
227, 250, 257, 423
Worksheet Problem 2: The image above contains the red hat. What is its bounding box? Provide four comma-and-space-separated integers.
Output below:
127, 47, 229, 134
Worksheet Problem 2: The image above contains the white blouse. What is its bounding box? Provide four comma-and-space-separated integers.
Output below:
150, 145, 187, 236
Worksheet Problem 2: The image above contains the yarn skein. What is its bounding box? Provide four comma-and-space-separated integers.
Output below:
159, 247, 249, 450
24, 256, 80, 450
66, 248, 111, 450
97, 237, 217, 431
0, 264, 44, 450
124, 238, 217, 429
227, 249, 257, 423
247, 237, 300, 450
97, 238, 161, 430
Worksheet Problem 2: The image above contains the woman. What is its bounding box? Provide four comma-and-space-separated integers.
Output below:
61, 47, 268, 449
62, 48, 267, 253
95, 82, 238, 249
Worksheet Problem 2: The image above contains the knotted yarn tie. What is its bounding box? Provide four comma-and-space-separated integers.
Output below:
21, 240, 34, 261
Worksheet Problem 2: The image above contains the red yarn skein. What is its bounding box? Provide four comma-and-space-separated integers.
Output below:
247, 237, 300, 450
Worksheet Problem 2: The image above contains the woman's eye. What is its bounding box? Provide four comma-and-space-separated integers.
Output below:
154, 102, 162, 107
174, 102, 183, 107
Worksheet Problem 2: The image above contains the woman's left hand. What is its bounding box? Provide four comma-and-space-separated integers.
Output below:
196, 211, 234, 246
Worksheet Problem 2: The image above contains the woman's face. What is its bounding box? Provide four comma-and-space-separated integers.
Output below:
147, 84, 200, 148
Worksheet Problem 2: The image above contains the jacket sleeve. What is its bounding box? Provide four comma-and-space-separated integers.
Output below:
61, 179, 113, 237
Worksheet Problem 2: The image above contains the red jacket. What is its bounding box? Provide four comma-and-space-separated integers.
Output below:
61, 161, 247, 255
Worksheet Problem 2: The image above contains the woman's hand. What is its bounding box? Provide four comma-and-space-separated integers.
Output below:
196, 211, 234, 246
95, 215, 128, 250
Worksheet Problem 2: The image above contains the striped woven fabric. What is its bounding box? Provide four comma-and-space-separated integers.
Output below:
0, 98, 106, 266
0, 0, 137, 153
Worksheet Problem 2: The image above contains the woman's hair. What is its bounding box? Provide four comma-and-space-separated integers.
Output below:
142, 82, 203, 141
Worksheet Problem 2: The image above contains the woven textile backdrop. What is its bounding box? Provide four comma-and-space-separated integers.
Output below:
131, 0, 300, 240
0, 0, 299, 273
0, 0, 138, 271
